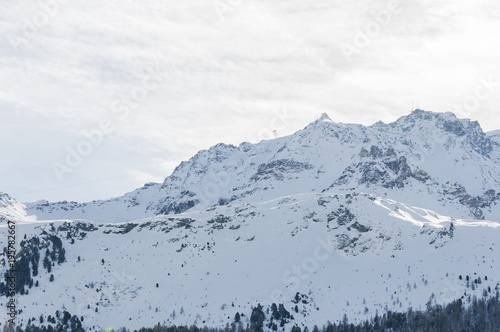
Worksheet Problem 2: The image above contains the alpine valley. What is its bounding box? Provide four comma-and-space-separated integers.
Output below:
1, 110, 500, 331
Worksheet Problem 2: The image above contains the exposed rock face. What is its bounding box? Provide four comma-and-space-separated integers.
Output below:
250, 159, 314, 182
334, 146, 431, 189
442, 183, 500, 220
156, 199, 199, 215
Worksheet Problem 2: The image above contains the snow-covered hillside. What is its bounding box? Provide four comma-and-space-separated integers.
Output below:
0, 193, 35, 223
2, 192, 499, 330
1, 110, 500, 330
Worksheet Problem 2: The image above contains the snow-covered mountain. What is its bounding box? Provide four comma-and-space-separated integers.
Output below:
1, 110, 500, 331
13, 109, 500, 224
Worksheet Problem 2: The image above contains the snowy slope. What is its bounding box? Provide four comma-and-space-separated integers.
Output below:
0, 193, 36, 222
1, 110, 500, 330
1, 192, 499, 330
487, 129, 500, 145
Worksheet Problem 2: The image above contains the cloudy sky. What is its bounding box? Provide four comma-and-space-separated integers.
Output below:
1, 0, 500, 203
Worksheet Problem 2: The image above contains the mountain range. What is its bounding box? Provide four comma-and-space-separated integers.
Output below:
1, 110, 500, 331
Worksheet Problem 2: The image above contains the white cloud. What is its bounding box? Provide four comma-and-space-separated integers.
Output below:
1, 0, 500, 202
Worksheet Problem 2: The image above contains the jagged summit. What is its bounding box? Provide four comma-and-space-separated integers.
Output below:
300, 112, 338, 132
317, 112, 333, 123
369, 109, 458, 129
405, 108, 457, 119
391, 109, 483, 134
308, 109, 484, 139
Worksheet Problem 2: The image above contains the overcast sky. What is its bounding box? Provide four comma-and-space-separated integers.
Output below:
1, 0, 500, 203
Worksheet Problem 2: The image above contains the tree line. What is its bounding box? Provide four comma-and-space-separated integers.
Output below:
4, 291, 500, 332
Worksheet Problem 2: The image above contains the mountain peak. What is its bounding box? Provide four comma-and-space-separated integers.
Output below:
407, 109, 458, 121
316, 112, 333, 123
393, 109, 477, 131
